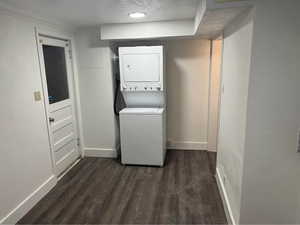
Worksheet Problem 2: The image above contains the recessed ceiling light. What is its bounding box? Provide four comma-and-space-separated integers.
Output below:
129, 12, 146, 19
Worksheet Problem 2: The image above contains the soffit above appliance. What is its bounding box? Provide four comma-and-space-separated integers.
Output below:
100, 0, 253, 40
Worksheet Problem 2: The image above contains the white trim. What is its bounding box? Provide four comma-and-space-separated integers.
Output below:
215, 167, 236, 225
84, 148, 118, 158
0, 175, 57, 224
207, 40, 214, 152
36, 26, 74, 42
69, 36, 85, 158
34, 28, 57, 176
58, 158, 81, 181
167, 140, 207, 151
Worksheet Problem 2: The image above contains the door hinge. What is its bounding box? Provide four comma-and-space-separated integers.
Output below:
77, 138, 80, 147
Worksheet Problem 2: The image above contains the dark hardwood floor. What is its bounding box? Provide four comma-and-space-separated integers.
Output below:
18, 150, 227, 224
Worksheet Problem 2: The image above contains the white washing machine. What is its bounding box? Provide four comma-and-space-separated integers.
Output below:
120, 108, 166, 166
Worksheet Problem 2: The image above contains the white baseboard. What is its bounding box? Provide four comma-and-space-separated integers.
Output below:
84, 147, 118, 158
0, 175, 57, 224
167, 140, 207, 151
207, 147, 217, 152
208, 149, 217, 152
215, 167, 236, 225
58, 158, 81, 181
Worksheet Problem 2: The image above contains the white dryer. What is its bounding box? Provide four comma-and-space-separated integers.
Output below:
119, 108, 166, 166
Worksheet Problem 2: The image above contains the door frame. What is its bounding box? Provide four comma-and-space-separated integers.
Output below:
35, 27, 84, 176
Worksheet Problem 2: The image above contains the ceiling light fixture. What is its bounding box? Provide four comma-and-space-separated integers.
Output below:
129, 12, 146, 19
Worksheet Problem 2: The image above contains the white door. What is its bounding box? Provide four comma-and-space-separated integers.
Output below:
38, 36, 80, 176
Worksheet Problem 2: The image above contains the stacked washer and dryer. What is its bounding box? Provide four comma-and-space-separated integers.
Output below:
118, 46, 166, 166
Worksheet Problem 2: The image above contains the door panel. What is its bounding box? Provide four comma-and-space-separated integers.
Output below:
53, 124, 73, 143
38, 36, 80, 176
54, 140, 76, 162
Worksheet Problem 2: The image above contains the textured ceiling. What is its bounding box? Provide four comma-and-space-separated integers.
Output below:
0, 0, 200, 26
198, 7, 249, 38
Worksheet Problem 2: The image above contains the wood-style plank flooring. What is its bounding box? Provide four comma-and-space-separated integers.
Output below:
18, 150, 227, 224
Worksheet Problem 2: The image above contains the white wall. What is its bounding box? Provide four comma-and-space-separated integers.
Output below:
0, 10, 74, 223
240, 0, 300, 223
165, 39, 211, 150
218, 1, 300, 224
75, 27, 119, 157
216, 9, 253, 223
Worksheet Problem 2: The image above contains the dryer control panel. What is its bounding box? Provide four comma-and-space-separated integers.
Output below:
119, 46, 164, 92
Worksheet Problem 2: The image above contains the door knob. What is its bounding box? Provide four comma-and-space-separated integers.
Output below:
49, 117, 55, 123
